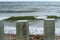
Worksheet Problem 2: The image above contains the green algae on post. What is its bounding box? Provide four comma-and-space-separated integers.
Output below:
4, 16, 36, 20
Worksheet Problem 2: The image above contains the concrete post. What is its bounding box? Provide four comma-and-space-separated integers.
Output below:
16, 20, 29, 40
0, 20, 4, 40
44, 19, 55, 40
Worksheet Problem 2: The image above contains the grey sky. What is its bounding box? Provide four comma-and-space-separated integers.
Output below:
0, 0, 60, 1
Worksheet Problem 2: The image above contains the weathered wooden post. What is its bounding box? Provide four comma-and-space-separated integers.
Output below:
16, 20, 29, 40
0, 20, 4, 40
44, 19, 55, 40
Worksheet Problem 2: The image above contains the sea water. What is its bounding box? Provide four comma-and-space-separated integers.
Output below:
0, 2, 60, 35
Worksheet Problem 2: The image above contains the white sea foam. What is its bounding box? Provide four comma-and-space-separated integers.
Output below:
4, 26, 60, 36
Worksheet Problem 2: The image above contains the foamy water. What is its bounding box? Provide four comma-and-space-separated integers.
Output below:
3, 19, 60, 36
0, 2, 60, 35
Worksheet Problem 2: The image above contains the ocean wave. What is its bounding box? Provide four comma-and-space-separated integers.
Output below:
0, 11, 36, 13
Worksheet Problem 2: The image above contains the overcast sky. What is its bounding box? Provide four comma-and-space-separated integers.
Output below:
0, 0, 60, 2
